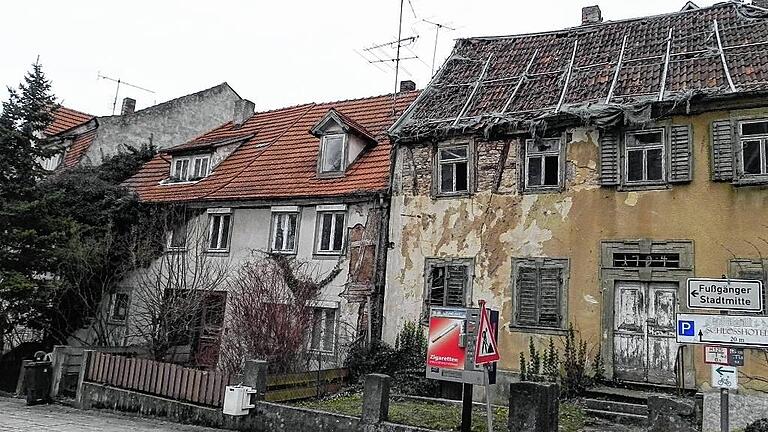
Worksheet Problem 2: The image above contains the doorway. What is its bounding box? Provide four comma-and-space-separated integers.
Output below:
613, 281, 678, 385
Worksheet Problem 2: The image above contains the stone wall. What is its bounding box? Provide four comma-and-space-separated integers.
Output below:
703, 390, 768, 432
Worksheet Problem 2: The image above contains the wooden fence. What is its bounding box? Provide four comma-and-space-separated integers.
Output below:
265, 368, 348, 402
86, 352, 232, 407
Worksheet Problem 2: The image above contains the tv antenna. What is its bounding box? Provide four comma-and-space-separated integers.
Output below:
422, 19, 456, 76
97, 72, 156, 115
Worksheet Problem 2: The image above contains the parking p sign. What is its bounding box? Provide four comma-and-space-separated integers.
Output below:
678, 320, 695, 337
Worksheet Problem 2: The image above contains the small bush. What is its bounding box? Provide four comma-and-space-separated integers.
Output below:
746, 418, 768, 432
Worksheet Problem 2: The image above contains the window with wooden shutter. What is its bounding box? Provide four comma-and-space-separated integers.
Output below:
669, 125, 692, 183
512, 258, 568, 330
423, 258, 473, 320
599, 129, 620, 186
711, 120, 734, 181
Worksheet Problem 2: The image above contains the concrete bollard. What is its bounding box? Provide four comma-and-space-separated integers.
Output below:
242, 360, 268, 401
362, 373, 391, 424
508, 382, 559, 432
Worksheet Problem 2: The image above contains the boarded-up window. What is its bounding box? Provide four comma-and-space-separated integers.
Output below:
512, 258, 568, 329
423, 258, 473, 320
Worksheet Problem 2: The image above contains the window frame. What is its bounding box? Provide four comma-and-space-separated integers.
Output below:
171, 154, 211, 182
317, 133, 348, 177
314, 210, 347, 255
206, 209, 233, 253
41, 150, 64, 171
737, 119, 768, 183
269, 211, 300, 254
622, 128, 667, 187
167, 220, 188, 252
308, 306, 338, 354
422, 258, 474, 322
109, 292, 130, 324
510, 257, 569, 333
434, 141, 474, 197
523, 137, 566, 193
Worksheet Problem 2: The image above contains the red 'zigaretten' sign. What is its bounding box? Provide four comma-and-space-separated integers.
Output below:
474, 300, 500, 365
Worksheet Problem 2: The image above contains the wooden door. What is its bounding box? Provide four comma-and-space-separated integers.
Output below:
613, 281, 678, 384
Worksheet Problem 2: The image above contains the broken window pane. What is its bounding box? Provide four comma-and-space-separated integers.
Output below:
454, 162, 468, 192
544, 155, 559, 185
627, 150, 644, 181
429, 266, 446, 306
646, 148, 663, 180
743, 140, 762, 175
528, 156, 542, 186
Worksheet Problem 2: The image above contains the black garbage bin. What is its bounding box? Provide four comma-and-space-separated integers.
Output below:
25, 359, 52, 405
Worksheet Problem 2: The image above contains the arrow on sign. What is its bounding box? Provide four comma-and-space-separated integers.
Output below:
716, 366, 734, 376
690, 290, 699, 297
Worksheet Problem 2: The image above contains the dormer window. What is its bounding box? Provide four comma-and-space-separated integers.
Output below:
319, 134, 346, 174
172, 155, 210, 182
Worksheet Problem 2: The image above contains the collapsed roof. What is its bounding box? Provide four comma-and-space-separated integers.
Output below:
390, 1, 768, 141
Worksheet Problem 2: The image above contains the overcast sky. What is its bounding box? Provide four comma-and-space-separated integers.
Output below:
1, 0, 719, 116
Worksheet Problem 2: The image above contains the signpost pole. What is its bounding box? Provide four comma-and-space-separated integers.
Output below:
720, 388, 728, 432
484, 365, 493, 432
461, 383, 473, 432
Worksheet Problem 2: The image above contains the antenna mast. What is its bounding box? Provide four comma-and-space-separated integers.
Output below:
393, 0, 405, 112
97, 73, 156, 115
422, 19, 456, 77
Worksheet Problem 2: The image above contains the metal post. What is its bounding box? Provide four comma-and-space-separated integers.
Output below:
484, 365, 493, 432
461, 383, 473, 432
317, 350, 322, 399
720, 388, 729, 432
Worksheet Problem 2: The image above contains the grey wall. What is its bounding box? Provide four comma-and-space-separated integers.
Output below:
82, 83, 241, 165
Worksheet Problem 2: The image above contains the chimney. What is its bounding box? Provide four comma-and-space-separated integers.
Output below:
582, 5, 603, 25
121, 97, 136, 115
399, 80, 416, 92
232, 99, 255, 127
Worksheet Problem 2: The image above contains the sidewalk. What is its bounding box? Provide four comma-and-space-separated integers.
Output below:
0, 397, 222, 432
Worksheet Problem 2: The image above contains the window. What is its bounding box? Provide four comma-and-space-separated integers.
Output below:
437, 145, 470, 195
423, 258, 473, 320
319, 134, 346, 174
172, 155, 210, 182
316, 211, 346, 254
168, 221, 187, 250
271, 212, 298, 253
525, 138, 563, 191
208, 212, 232, 252
511, 258, 568, 330
41, 151, 63, 171
624, 130, 665, 184
309, 307, 337, 352
110, 293, 130, 323
739, 120, 768, 177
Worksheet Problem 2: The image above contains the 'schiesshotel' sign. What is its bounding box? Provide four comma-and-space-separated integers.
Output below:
426, 307, 466, 370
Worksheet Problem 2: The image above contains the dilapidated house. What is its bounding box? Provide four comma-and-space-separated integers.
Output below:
40, 83, 241, 169
384, 0, 768, 408
119, 88, 417, 368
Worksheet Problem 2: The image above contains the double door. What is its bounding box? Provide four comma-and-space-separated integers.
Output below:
613, 281, 678, 385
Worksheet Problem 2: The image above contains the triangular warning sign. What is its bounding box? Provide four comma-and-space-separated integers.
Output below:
475, 301, 500, 365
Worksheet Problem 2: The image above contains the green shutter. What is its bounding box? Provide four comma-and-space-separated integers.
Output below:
516, 266, 539, 325
538, 266, 562, 327
445, 265, 467, 307
599, 129, 620, 186
669, 125, 692, 183
711, 120, 734, 181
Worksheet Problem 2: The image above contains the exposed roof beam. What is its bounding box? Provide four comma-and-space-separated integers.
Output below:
658, 28, 674, 101
453, 54, 493, 126
606, 34, 629, 104
555, 39, 579, 113
714, 19, 737, 92
500, 49, 539, 114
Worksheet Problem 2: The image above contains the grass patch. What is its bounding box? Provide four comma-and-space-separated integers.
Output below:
294, 394, 586, 432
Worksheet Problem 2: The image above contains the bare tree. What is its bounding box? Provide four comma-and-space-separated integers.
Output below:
219, 252, 341, 375
125, 206, 231, 363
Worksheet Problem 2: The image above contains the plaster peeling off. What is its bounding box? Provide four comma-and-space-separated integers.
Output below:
588, 160, 596, 170
554, 197, 573, 221
583, 294, 599, 304
499, 219, 553, 257
624, 192, 639, 206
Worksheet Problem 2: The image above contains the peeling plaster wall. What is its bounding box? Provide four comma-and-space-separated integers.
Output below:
384, 109, 768, 391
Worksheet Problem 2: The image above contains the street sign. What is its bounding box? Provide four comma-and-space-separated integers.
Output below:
711, 364, 738, 389
676, 313, 768, 348
474, 301, 500, 365
704, 346, 745, 366
687, 278, 763, 312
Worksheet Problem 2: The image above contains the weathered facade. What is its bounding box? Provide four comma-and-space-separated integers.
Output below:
41, 83, 241, 169
384, 0, 768, 404
118, 90, 418, 368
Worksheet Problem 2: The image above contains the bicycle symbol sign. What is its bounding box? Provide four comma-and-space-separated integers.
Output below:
711, 364, 738, 390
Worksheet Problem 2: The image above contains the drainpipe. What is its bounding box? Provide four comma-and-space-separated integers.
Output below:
370, 191, 391, 342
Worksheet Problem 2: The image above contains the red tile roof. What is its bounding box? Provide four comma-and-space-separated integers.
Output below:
62, 129, 97, 168
391, 2, 768, 139
45, 106, 94, 136
126, 92, 419, 203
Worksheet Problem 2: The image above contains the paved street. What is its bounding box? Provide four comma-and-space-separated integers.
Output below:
0, 397, 222, 432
